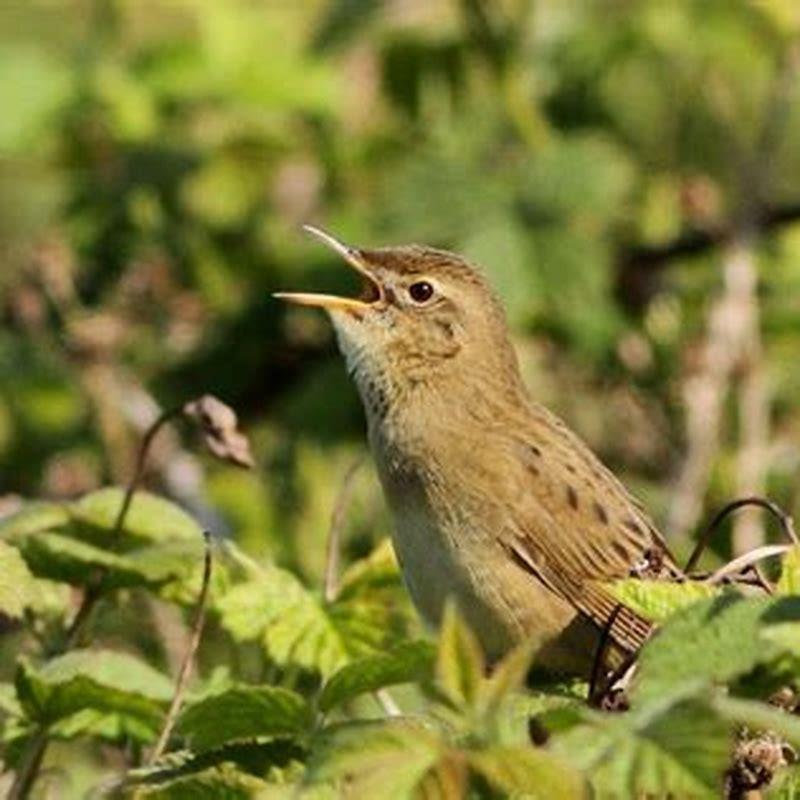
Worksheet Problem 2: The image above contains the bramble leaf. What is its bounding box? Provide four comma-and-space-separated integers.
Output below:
131, 762, 273, 799
336, 538, 402, 599
2, 492, 206, 594
552, 690, 731, 798
217, 545, 408, 678
435, 602, 485, 710
761, 623, 800, 658
0, 502, 69, 540
21, 530, 147, 587
120, 740, 310, 797
0, 540, 38, 619
477, 642, 535, 721
319, 640, 435, 713
15, 650, 173, 735
777, 546, 800, 595
177, 686, 312, 752
0, 491, 201, 550
469, 745, 584, 799
633, 594, 800, 702
0, 681, 22, 718
306, 718, 443, 800
604, 578, 720, 623
70, 488, 202, 546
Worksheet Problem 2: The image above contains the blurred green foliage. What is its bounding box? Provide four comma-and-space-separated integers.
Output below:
1, 1, 799, 547
2, 0, 800, 794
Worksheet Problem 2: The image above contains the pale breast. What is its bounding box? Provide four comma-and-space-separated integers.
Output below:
373, 438, 584, 665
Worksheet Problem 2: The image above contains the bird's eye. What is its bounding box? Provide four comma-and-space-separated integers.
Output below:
408, 281, 434, 304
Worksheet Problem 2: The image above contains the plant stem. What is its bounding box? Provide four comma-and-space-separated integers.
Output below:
706, 544, 792, 586
588, 604, 624, 704
7, 729, 48, 800
112, 406, 185, 534
323, 458, 363, 604
148, 532, 213, 764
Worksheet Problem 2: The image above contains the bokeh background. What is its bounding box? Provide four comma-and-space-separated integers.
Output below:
2, 0, 800, 618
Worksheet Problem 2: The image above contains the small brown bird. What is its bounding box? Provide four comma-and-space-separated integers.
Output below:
276, 227, 680, 676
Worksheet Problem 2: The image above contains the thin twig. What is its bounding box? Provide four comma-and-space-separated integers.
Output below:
589, 604, 624, 705
148, 532, 213, 765
588, 606, 642, 710
112, 406, 185, 535
745, 563, 774, 595
705, 544, 792, 587
324, 458, 363, 603
684, 496, 799, 575
6, 732, 48, 800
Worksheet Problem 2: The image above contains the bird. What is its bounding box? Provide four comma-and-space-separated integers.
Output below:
275, 226, 681, 677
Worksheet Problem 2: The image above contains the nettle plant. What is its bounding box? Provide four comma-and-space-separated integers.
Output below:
1, 398, 800, 799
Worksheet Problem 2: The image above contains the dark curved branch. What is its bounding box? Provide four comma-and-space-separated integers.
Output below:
620, 202, 800, 273
616, 201, 800, 310
684, 496, 798, 575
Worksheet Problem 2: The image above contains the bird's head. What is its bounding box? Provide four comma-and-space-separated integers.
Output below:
275, 227, 524, 419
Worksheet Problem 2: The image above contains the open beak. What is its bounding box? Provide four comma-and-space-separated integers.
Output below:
273, 226, 383, 312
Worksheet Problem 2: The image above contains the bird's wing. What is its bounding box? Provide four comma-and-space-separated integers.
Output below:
499, 408, 680, 652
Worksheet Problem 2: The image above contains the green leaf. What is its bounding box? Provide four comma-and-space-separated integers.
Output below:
217, 558, 403, 678
0, 681, 22, 718
435, 602, 485, 710
177, 686, 311, 752
496, 686, 587, 747
20, 530, 147, 587
25, 577, 71, 620
0, 501, 69, 540
0, 680, 29, 758
20, 527, 204, 591
336, 538, 402, 599
15, 650, 173, 733
552, 690, 732, 798
319, 640, 435, 713
777, 547, 800, 595
69, 488, 202, 547
634, 594, 786, 701
477, 642, 535, 721
0, 540, 38, 619
605, 578, 720, 623
132, 762, 272, 799
122, 739, 309, 796
50, 707, 159, 744
306, 718, 443, 800
0, 491, 201, 551
762, 623, 800, 658
469, 745, 584, 799
125, 538, 208, 585
3, 492, 205, 593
